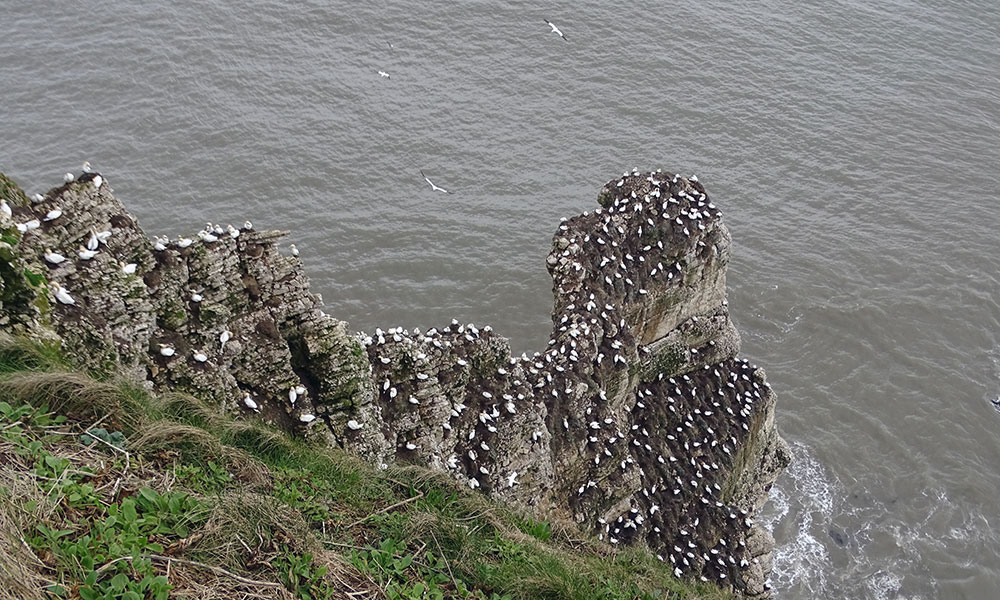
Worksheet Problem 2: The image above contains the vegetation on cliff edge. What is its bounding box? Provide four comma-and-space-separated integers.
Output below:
0, 334, 733, 600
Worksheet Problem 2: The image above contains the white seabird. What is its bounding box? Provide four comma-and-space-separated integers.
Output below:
92, 175, 103, 189
63, 173, 75, 183
86, 230, 100, 251
17, 219, 41, 233
243, 220, 253, 230
299, 413, 316, 423
78, 246, 98, 260
243, 394, 259, 412
419, 170, 450, 194
121, 262, 137, 275
177, 237, 193, 248
0, 200, 11, 218
51, 282, 75, 305
192, 349, 208, 362
219, 330, 231, 350
378, 70, 390, 78
347, 419, 363, 430
158, 344, 175, 357
43, 248, 66, 265
544, 19, 568, 41
82, 161, 92, 173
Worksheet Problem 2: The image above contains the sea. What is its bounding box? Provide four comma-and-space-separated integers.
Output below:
3, 1, 999, 597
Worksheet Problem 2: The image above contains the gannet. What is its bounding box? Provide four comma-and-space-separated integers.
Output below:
299, 413, 316, 423
82, 161, 91, 173
227, 224, 239, 239
51, 282, 75, 305
347, 419, 363, 430
17, 219, 40, 232
121, 262, 137, 274
92, 175, 103, 189
177, 237, 193, 248
288, 388, 298, 404
43, 248, 66, 264
243, 220, 253, 230
192, 349, 208, 362
0, 200, 10, 218
378, 70, 390, 78
544, 19, 568, 41
190, 291, 203, 302
96, 230, 111, 244
86, 230, 100, 251
158, 344, 175, 357
63, 173, 75, 183
243, 394, 259, 412
219, 330, 231, 350
30, 193, 43, 203
78, 246, 97, 260
198, 230, 218, 243
419, 170, 450, 194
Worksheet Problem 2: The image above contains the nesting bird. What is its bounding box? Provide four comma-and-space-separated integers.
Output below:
50, 282, 75, 305
43, 248, 66, 265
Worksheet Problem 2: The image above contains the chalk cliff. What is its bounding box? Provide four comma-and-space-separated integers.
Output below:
0, 169, 790, 597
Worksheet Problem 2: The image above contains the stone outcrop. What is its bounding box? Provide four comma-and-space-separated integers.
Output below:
0, 168, 789, 597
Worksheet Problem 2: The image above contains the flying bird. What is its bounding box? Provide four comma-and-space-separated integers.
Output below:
420, 170, 450, 194
544, 19, 568, 41
378, 70, 390, 79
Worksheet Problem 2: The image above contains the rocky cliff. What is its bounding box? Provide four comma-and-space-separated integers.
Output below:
0, 168, 789, 597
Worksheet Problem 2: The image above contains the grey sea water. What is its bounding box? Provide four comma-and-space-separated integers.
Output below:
3, 1, 999, 597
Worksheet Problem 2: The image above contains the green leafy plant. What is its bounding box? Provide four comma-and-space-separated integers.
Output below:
80, 427, 126, 449
274, 548, 334, 600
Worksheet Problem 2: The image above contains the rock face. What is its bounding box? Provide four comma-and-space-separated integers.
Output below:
0, 168, 790, 597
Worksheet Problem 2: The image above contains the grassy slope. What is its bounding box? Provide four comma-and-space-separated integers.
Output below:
0, 334, 734, 600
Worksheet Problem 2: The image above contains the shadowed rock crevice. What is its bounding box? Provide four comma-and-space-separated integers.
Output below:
0, 168, 789, 597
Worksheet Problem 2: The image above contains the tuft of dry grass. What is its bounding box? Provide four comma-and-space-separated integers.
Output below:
0, 372, 142, 433
0, 490, 48, 600
160, 391, 227, 430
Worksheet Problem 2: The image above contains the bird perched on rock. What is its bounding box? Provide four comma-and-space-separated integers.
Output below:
290, 244, 299, 257
243, 394, 259, 412
158, 344, 175, 357
16, 219, 40, 232
77, 246, 98, 260
43, 248, 66, 265
43, 206, 62, 221
50, 282, 75, 305
192, 349, 208, 362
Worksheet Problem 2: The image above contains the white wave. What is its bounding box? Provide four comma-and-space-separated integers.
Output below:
765, 441, 834, 596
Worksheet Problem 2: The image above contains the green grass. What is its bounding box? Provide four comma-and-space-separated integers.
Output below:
0, 335, 736, 600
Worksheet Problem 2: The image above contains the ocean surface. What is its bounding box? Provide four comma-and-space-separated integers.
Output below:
3, 1, 999, 597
